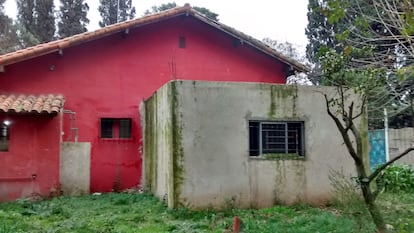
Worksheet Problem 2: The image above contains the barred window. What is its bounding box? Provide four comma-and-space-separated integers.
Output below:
249, 121, 304, 157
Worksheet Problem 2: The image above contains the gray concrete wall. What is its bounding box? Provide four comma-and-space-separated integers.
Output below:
388, 128, 414, 165
60, 142, 91, 195
143, 84, 174, 206
144, 80, 363, 209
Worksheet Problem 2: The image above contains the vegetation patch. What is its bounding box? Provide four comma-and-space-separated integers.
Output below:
0, 192, 412, 232
376, 164, 414, 193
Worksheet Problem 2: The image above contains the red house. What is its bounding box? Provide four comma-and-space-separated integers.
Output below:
0, 4, 307, 201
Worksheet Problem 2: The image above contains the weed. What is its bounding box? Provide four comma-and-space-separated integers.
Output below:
328, 169, 366, 213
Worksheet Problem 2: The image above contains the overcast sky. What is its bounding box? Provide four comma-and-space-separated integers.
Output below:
4, 0, 309, 54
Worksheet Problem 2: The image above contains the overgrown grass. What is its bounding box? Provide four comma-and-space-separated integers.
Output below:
0, 192, 412, 233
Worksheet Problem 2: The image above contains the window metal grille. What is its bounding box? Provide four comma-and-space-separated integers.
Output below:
249, 121, 304, 156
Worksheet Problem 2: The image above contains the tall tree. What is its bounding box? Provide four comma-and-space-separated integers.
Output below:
305, 0, 352, 84
98, 0, 136, 27
34, 0, 55, 42
16, 0, 55, 44
0, 0, 20, 54
16, 0, 38, 46
316, 0, 414, 231
306, 0, 338, 64
144, 2, 219, 21
306, 0, 413, 127
58, 0, 89, 38
16, 0, 35, 39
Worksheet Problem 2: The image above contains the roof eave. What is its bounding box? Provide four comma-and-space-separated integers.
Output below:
0, 4, 310, 74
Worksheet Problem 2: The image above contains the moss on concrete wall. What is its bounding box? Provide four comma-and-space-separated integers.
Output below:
144, 94, 157, 192
268, 85, 298, 118
169, 81, 185, 208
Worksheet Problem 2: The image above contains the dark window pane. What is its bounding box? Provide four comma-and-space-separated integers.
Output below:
249, 122, 260, 156
119, 119, 132, 138
0, 124, 9, 152
101, 119, 113, 138
287, 122, 303, 156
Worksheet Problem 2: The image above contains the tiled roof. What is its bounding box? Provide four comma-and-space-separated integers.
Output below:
0, 94, 64, 115
0, 4, 309, 73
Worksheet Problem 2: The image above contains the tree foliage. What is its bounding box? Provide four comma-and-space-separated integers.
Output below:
313, 0, 414, 231
98, 0, 136, 27
192, 6, 219, 21
34, 0, 55, 42
305, 0, 342, 64
307, 0, 414, 128
0, 0, 20, 54
144, 2, 219, 21
58, 0, 89, 38
262, 38, 311, 84
16, 0, 55, 45
144, 2, 177, 15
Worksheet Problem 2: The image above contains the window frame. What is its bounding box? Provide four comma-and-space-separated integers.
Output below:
249, 120, 305, 158
99, 118, 132, 140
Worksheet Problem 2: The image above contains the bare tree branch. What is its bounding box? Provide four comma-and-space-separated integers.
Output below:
324, 94, 362, 165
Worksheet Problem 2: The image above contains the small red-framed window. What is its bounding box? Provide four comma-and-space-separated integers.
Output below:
100, 118, 132, 139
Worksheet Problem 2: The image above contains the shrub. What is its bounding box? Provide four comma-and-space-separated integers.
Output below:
376, 164, 414, 193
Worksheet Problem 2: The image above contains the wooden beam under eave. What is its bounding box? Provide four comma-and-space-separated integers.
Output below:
0, 65, 4, 73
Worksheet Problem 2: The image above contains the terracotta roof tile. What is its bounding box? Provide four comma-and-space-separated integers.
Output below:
0, 94, 64, 115
0, 4, 309, 73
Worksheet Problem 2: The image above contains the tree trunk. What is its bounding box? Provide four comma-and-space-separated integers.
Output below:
358, 166, 387, 232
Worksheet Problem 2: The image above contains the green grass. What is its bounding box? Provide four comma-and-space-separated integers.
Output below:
0, 192, 412, 233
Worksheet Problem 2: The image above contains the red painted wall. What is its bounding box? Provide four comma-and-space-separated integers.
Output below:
0, 16, 286, 194
0, 115, 61, 201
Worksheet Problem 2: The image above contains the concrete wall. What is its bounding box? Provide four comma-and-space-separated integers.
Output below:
388, 128, 414, 165
143, 83, 173, 204
144, 80, 364, 209
60, 142, 91, 195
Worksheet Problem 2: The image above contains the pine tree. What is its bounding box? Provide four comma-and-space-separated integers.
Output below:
98, 0, 136, 27
16, 0, 37, 46
0, 0, 21, 54
16, 0, 55, 45
58, 0, 89, 38
34, 0, 55, 42
305, 0, 340, 64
